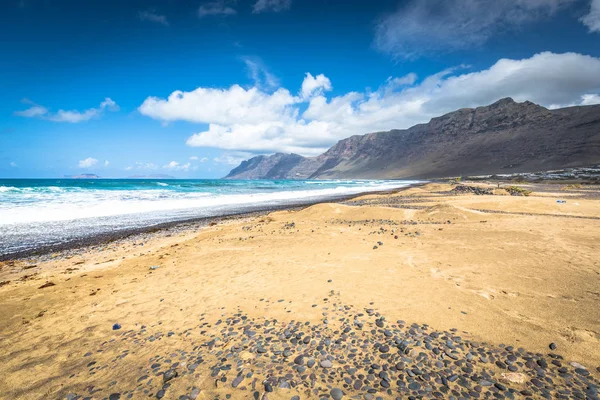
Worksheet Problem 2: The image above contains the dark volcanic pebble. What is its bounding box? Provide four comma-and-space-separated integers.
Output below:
232, 374, 244, 388
70, 298, 600, 400
163, 370, 178, 383
331, 388, 344, 400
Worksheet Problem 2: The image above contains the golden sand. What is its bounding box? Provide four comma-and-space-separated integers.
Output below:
0, 182, 598, 399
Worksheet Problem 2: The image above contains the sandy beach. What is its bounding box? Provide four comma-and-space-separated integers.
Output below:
0, 182, 599, 400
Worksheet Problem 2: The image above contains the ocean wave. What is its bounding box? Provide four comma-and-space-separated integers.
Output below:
0, 185, 71, 194
0, 180, 417, 226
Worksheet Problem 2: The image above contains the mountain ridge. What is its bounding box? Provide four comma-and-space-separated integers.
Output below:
224, 98, 600, 179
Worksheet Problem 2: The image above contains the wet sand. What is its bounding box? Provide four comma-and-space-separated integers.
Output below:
0, 182, 599, 399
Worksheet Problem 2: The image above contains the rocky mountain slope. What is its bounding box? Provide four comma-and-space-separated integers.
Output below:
224, 98, 600, 179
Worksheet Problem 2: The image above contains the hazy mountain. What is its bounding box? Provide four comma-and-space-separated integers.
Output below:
225, 98, 600, 179
65, 174, 100, 179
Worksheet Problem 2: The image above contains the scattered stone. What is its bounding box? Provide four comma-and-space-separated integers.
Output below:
331, 388, 344, 400
264, 382, 273, 392
571, 362, 586, 370
38, 282, 55, 289
232, 373, 244, 388
55, 300, 600, 399
163, 369, 178, 383
501, 372, 526, 384
451, 185, 493, 195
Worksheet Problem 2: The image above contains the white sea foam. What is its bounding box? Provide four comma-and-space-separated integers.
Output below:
0, 180, 420, 255
0, 181, 411, 226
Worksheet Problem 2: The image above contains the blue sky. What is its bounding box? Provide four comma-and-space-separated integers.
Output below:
1, 0, 600, 178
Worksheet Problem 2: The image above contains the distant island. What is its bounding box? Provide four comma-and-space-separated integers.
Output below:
126, 174, 176, 179
64, 174, 100, 179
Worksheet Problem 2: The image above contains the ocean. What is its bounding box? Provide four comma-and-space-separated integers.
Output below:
0, 178, 417, 257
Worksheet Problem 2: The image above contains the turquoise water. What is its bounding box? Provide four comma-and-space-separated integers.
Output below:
0, 178, 416, 256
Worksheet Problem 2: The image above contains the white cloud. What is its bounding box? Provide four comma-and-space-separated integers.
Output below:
198, 1, 236, 18
139, 52, 600, 156
163, 161, 192, 171
580, 93, 600, 105
139, 85, 297, 125
375, 0, 575, 59
125, 162, 158, 171
78, 157, 98, 168
10, 162, 17, 167
104, 160, 110, 167
189, 156, 199, 160
13, 105, 48, 117
200, 157, 209, 163
242, 56, 279, 90
550, 93, 600, 108
253, 0, 291, 13
139, 10, 169, 26
15, 98, 119, 123
214, 152, 254, 165
581, 0, 600, 32
300, 73, 332, 99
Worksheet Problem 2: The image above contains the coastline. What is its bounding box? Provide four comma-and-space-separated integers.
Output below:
1, 180, 598, 399
0, 183, 424, 262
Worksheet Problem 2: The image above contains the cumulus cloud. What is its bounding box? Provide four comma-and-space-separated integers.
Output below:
124, 162, 158, 171
253, 0, 291, 13
375, 0, 575, 59
163, 161, 192, 171
139, 85, 297, 125
580, 93, 600, 105
104, 160, 110, 167
549, 93, 600, 108
15, 98, 119, 123
200, 157, 209, 163
139, 10, 169, 26
242, 56, 279, 90
300, 73, 332, 99
581, 0, 600, 32
198, 1, 236, 18
138, 52, 600, 156
78, 157, 98, 168
189, 156, 199, 160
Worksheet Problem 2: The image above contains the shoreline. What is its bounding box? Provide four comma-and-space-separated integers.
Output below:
0, 184, 425, 262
